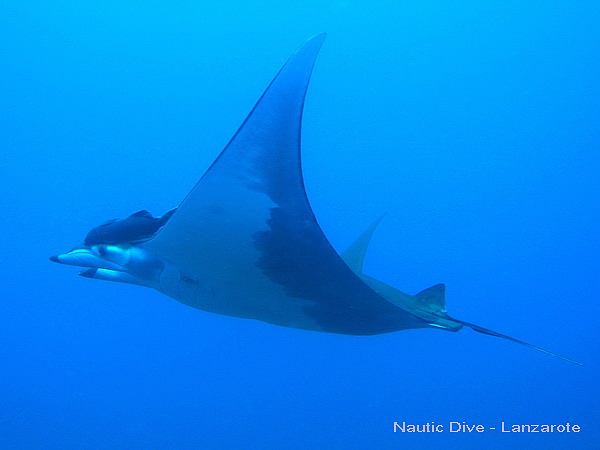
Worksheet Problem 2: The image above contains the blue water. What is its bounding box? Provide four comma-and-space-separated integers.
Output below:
1, 1, 598, 449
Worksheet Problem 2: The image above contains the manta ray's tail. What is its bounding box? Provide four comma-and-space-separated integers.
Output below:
445, 316, 583, 365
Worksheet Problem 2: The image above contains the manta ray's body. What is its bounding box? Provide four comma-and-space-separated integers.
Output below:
51, 34, 579, 364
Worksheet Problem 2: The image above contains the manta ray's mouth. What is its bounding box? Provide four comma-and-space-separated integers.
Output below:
78, 267, 99, 277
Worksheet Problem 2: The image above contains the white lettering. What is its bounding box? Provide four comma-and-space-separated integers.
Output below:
501, 422, 580, 433
449, 422, 485, 432
393, 422, 444, 432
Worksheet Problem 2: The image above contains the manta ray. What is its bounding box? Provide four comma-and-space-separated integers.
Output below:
50, 34, 580, 364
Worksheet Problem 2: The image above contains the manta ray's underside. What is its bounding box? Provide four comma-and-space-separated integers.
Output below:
50, 34, 580, 364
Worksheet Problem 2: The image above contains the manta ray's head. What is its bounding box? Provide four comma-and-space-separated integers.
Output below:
50, 241, 213, 306
50, 244, 165, 288
50, 208, 178, 286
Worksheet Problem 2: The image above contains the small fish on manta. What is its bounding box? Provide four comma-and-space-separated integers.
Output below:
50, 34, 581, 365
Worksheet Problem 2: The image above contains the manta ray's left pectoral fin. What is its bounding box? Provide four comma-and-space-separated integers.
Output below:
341, 214, 387, 274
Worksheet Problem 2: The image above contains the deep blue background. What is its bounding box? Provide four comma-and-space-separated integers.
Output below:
1, 1, 598, 448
